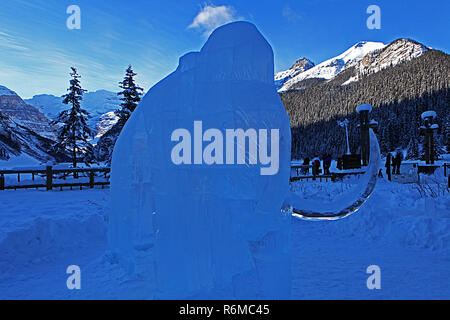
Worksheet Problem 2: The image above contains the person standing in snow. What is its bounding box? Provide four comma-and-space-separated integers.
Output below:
394, 149, 403, 175
302, 157, 310, 175
312, 156, 321, 177
391, 151, 398, 175
323, 154, 332, 175
385, 152, 392, 181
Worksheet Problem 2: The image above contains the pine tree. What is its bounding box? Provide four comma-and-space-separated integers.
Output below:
434, 134, 445, 160
406, 136, 420, 159
444, 114, 450, 153
52, 67, 95, 167
116, 65, 144, 124
419, 132, 444, 162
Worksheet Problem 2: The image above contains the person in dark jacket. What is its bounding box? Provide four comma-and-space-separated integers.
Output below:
323, 154, 332, 175
394, 149, 403, 175
302, 157, 310, 175
385, 152, 392, 180
312, 156, 321, 176
391, 152, 398, 175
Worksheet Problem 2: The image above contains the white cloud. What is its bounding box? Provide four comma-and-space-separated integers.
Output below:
282, 5, 301, 23
188, 4, 241, 37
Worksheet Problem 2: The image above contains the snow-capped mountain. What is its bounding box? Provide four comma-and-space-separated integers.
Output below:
0, 85, 68, 163
94, 111, 119, 139
26, 90, 120, 137
277, 41, 386, 91
278, 39, 430, 91
0, 85, 56, 140
275, 58, 315, 89
355, 38, 429, 79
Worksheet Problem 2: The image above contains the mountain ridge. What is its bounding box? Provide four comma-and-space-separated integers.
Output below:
276, 38, 430, 92
25, 90, 120, 138
280, 48, 449, 159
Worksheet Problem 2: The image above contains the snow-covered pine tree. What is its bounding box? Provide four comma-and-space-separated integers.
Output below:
406, 136, 420, 159
51, 67, 95, 167
116, 65, 144, 124
444, 114, 450, 153
434, 134, 445, 160
419, 132, 444, 162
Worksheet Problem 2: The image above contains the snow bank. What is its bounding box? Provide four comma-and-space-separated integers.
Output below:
0, 213, 106, 274
0, 189, 108, 278
291, 169, 450, 254
0, 153, 41, 169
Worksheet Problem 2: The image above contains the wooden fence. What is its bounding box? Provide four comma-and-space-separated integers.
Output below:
0, 166, 110, 191
290, 164, 365, 182
2, 162, 446, 191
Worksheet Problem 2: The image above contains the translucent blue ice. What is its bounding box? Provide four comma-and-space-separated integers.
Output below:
109, 21, 291, 299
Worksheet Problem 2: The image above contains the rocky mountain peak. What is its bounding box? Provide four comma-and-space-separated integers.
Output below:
0, 86, 56, 140
290, 58, 315, 72
357, 38, 429, 78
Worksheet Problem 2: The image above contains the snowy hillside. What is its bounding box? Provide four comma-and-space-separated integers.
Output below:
94, 111, 119, 139
0, 85, 17, 96
278, 39, 430, 92
0, 85, 56, 140
26, 90, 120, 137
275, 58, 315, 89
0, 85, 70, 164
356, 38, 429, 79
277, 41, 386, 92
0, 111, 64, 165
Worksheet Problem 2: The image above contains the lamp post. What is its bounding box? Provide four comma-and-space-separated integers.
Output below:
356, 104, 373, 167
420, 110, 439, 165
337, 119, 351, 155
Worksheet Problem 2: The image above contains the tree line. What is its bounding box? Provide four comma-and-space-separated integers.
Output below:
51, 49, 449, 167
51, 65, 143, 167
280, 50, 449, 160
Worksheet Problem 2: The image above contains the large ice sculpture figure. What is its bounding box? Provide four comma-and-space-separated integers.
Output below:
109, 21, 291, 299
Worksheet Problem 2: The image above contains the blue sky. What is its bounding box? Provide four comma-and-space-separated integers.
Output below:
0, 0, 448, 98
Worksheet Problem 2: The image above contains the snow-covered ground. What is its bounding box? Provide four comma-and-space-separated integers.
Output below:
0, 153, 41, 169
0, 171, 448, 299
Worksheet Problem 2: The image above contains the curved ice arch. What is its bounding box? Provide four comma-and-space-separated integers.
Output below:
287, 129, 381, 220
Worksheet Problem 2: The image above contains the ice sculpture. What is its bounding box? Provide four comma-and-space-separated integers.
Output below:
288, 129, 381, 220
109, 21, 291, 299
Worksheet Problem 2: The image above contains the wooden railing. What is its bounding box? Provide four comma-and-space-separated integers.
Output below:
4, 162, 443, 191
290, 164, 365, 182
0, 166, 110, 191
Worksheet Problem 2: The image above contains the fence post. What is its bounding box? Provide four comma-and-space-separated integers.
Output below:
46, 166, 53, 191
0, 173, 4, 190
89, 171, 94, 189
